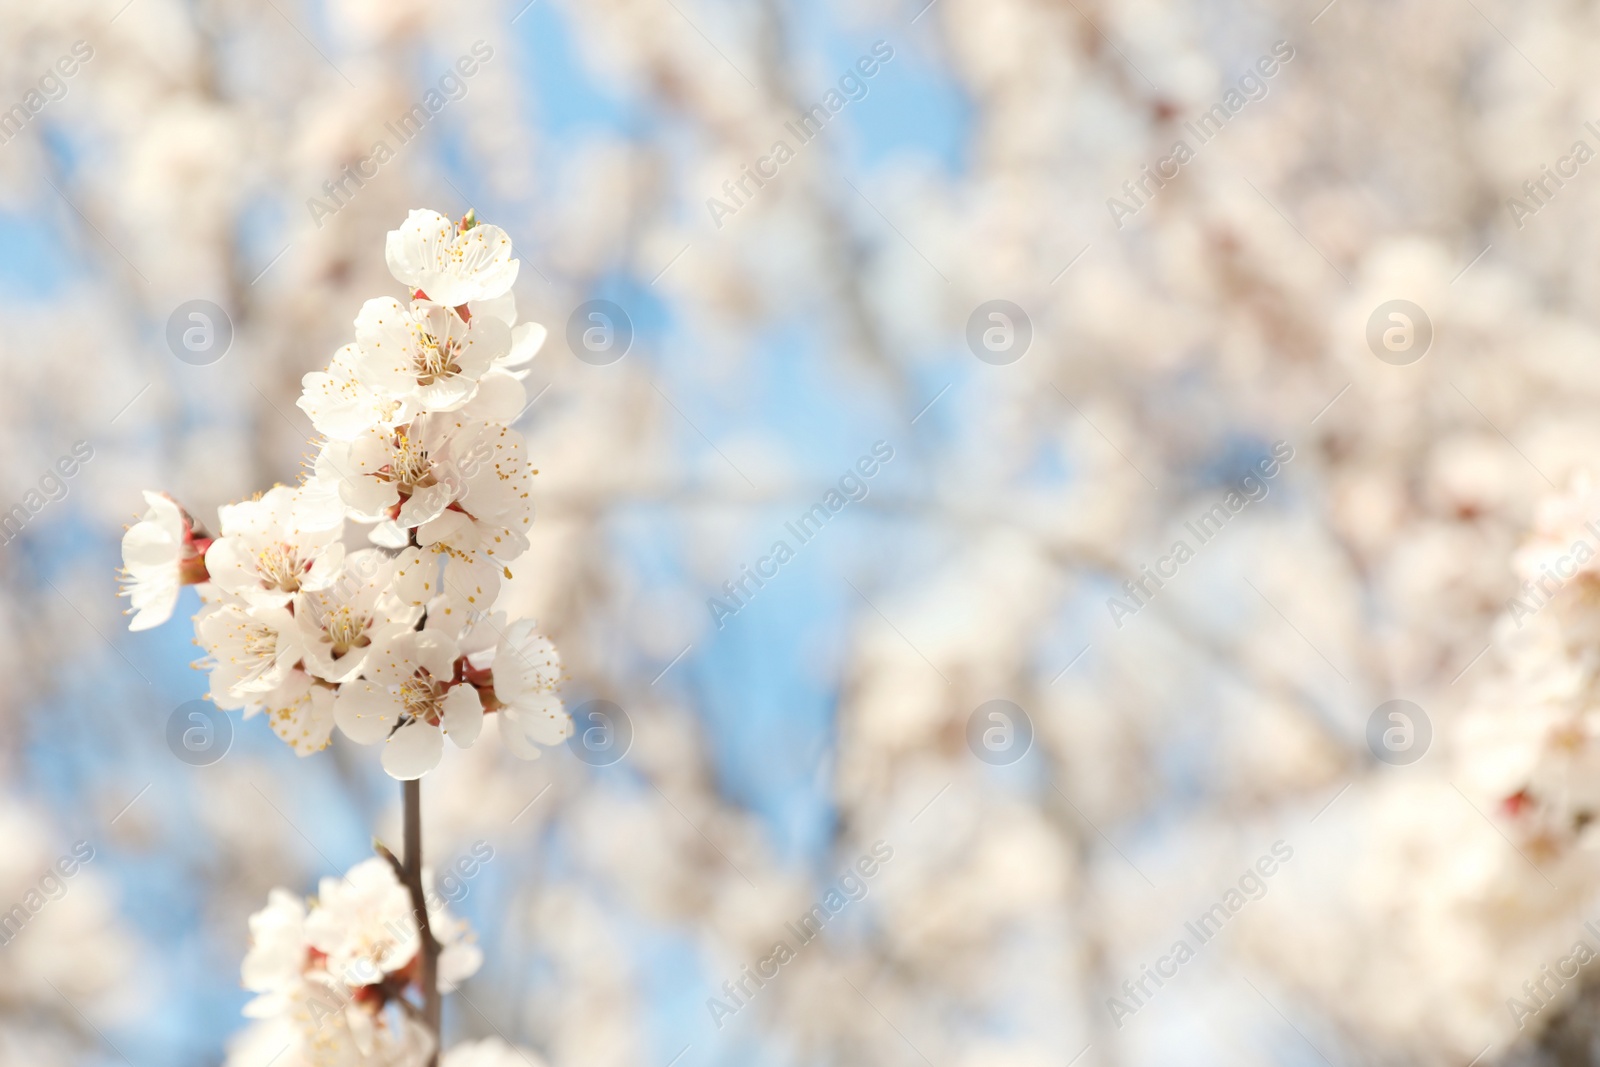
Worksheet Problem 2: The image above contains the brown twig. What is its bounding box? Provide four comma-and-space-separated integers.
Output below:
400, 778, 442, 1064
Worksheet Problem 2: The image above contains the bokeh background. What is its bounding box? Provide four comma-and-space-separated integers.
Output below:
6, 0, 1600, 1063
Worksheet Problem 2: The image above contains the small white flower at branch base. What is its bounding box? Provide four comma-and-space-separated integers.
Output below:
307, 858, 420, 986
225, 981, 434, 1067
119, 490, 211, 631
442, 1039, 549, 1067
385, 208, 519, 307
231, 857, 482, 1067
206, 485, 346, 607
354, 297, 511, 414
334, 630, 484, 779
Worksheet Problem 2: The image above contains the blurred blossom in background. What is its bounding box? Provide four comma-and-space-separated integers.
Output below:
10, 0, 1600, 1064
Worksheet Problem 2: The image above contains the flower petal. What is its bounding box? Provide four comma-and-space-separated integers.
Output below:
334, 681, 402, 744
439, 684, 483, 748
383, 719, 444, 779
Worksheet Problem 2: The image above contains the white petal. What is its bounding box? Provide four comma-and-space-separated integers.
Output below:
460, 371, 526, 423
411, 629, 460, 679
390, 547, 439, 607
509, 696, 571, 745
397, 482, 453, 529
121, 518, 179, 571
369, 519, 410, 548
472, 292, 517, 326
334, 681, 402, 744
386, 209, 455, 291
354, 297, 425, 396
503, 321, 547, 369
439, 684, 483, 748
418, 509, 480, 555
125, 582, 179, 631
268, 683, 336, 756
383, 719, 444, 779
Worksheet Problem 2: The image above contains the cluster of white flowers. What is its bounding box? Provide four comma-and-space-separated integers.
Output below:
227, 857, 481, 1067
1464, 475, 1600, 861
118, 210, 570, 780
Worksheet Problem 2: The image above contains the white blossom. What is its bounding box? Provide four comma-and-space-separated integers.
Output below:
316, 416, 534, 560
232, 858, 481, 1067
298, 343, 409, 442
490, 620, 570, 760
353, 297, 511, 414
118, 490, 199, 631
384, 209, 519, 307
205, 485, 346, 607
441, 1039, 546, 1067
296, 549, 430, 684
333, 630, 484, 779
306, 858, 419, 986
195, 601, 304, 706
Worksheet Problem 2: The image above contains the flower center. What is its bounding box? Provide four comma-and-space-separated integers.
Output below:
416, 332, 461, 386
242, 627, 278, 660
322, 605, 370, 657
388, 431, 434, 490
255, 544, 303, 592
398, 674, 442, 723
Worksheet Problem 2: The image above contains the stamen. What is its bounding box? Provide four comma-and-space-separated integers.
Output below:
256, 544, 303, 592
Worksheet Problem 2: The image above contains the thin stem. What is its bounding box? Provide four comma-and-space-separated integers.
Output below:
402, 777, 442, 1064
